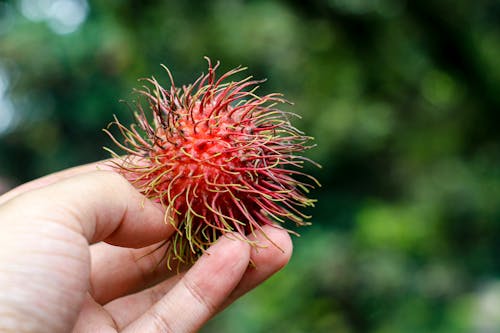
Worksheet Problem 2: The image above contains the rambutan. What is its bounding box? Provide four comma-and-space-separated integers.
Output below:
105, 58, 319, 267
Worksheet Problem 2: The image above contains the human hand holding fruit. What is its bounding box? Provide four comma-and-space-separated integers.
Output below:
0, 59, 317, 332
0, 165, 292, 332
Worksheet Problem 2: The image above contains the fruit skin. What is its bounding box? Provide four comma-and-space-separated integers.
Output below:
105, 58, 319, 267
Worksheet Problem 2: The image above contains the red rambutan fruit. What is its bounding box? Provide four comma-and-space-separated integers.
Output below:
105, 58, 319, 267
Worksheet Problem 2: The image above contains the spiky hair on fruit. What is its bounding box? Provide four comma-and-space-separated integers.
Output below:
104, 57, 319, 267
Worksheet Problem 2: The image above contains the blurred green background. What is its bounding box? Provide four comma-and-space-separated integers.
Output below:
1, 0, 500, 332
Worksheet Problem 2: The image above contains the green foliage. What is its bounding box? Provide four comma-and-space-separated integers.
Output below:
1, 0, 499, 331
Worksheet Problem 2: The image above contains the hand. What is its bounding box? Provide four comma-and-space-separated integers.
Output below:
0, 162, 292, 332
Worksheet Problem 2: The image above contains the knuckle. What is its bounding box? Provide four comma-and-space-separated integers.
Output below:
149, 307, 174, 333
182, 278, 218, 315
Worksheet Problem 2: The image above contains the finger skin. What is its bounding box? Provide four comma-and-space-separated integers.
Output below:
89, 242, 175, 304
0, 171, 170, 333
72, 294, 116, 333
0, 160, 112, 206
122, 235, 251, 333
4, 171, 171, 247
104, 225, 292, 330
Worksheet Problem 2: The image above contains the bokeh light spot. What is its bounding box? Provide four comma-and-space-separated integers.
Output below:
18, 0, 88, 35
0, 67, 15, 136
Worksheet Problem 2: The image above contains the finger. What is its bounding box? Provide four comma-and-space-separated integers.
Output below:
223, 224, 292, 307
2, 170, 172, 248
89, 241, 176, 304
122, 234, 251, 333
0, 160, 113, 205
0, 169, 171, 333
104, 225, 291, 330
104, 273, 184, 330
71, 294, 117, 333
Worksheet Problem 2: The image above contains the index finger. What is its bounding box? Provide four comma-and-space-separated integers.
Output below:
0, 160, 113, 206
2, 170, 172, 248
